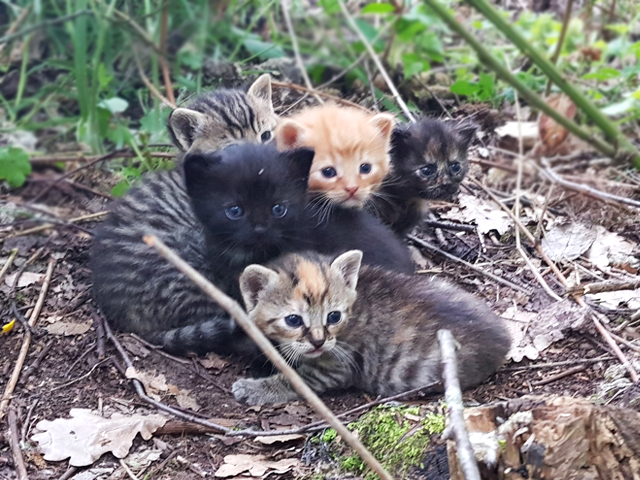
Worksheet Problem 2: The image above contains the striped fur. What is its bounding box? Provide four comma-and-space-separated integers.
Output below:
232, 250, 510, 405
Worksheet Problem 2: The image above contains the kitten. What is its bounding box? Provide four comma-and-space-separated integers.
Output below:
233, 250, 509, 405
91, 143, 414, 357
167, 73, 279, 154
275, 105, 396, 208
369, 119, 477, 235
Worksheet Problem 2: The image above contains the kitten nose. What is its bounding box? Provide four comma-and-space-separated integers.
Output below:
254, 225, 267, 234
309, 337, 325, 349
345, 186, 359, 197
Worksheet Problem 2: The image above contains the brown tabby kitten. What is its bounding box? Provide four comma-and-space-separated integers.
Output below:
369, 119, 477, 235
167, 73, 279, 154
232, 250, 510, 405
275, 105, 396, 209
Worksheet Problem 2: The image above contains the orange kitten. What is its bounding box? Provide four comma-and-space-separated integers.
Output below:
275, 105, 396, 208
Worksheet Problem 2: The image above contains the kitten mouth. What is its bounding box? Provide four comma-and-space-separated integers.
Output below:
304, 348, 326, 358
340, 197, 365, 208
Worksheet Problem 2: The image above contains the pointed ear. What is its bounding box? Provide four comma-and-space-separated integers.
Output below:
240, 264, 280, 312
369, 113, 396, 144
275, 119, 307, 150
330, 250, 362, 291
284, 147, 314, 186
183, 152, 223, 193
167, 108, 207, 151
390, 123, 410, 153
456, 123, 478, 150
247, 74, 273, 109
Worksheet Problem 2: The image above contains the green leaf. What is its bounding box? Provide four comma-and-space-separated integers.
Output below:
601, 97, 637, 117
477, 73, 495, 101
98, 97, 129, 114
243, 39, 285, 60
361, 3, 395, 14
395, 18, 426, 42
319, 0, 340, 14
122, 167, 141, 179
402, 53, 430, 79
0, 147, 32, 188
111, 181, 131, 197
582, 68, 621, 81
97, 63, 112, 90
450, 80, 479, 96
632, 89, 640, 100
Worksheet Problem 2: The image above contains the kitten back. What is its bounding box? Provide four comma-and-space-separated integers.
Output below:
275, 105, 396, 209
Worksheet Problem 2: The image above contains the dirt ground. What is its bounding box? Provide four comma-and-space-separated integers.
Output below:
2, 122, 639, 479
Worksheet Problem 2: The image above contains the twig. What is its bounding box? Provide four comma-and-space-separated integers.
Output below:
531, 364, 587, 386
539, 158, 640, 209
158, 4, 175, 106
0, 5, 31, 57
271, 80, 368, 111
120, 459, 140, 480
57, 467, 78, 480
133, 48, 176, 109
30, 151, 175, 165
0, 258, 55, 422
0, 248, 18, 283
20, 398, 39, 444
130, 334, 192, 365
1, 212, 108, 243
501, 355, 613, 371
569, 277, 640, 296
593, 313, 639, 381
20, 341, 52, 385
94, 313, 106, 359
280, 0, 323, 104
545, 0, 574, 96
8, 407, 29, 480
423, 220, 475, 233
143, 234, 394, 480
408, 235, 532, 295
607, 331, 640, 354
337, 0, 416, 122
438, 330, 481, 480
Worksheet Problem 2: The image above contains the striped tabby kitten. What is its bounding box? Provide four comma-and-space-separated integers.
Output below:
370, 119, 477, 235
167, 73, 278, 154
232, 250, 510, 405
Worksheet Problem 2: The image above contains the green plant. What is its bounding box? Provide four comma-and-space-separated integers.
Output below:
0, 147, 31, 188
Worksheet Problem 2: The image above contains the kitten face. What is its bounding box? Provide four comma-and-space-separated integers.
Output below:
167, 74, 279, 154
240, 251, 362, 360
275, 105, 395, 208
184, 143, 314, 265
390, 119, 477, 200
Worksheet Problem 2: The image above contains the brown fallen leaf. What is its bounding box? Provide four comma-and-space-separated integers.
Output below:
214, 454, 300, 478
4, 271, 44, 288
31, 409, 167, 467
541, 222, 598, 263
254, 433, 305, 445
125, 367, 170, 401
44, 319, 93, 336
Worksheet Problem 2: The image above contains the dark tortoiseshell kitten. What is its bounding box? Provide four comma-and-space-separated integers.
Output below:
369, 119, 477, 235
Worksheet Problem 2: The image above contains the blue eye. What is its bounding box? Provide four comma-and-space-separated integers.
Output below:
450, 162, 462, 174
271, 204, 288, 218
359, 163, 372, 174
327, 311, 341, 324
225, 205, 245, 220
419, 165, 437, 177
285, 314, 304, 327
321, 167, 337, 178
261, 131, 272, 142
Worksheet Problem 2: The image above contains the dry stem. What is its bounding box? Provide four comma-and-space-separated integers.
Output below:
569, 278, 640, 296
438, 329, 481, 480
143, 234, 393, 480
0, 248, 18, 283
0, 258, 55, 422
1, 212, 108, 244
8, 407, 28, 480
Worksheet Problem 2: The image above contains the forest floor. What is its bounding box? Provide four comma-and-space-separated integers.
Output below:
2, 58, 640, 480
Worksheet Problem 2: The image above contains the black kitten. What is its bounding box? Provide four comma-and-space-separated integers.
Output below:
369, 119, 477, 235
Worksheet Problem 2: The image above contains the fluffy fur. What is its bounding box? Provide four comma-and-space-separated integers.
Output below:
233, 250, 510, 405
369, 119, 477, 235
167, 74, 279, 154
275, 105, 396, 208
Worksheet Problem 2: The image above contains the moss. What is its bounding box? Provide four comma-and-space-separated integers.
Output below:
337, 406, 445, 480
322, 428, 337, 443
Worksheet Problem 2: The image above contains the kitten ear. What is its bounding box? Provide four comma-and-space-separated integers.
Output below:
331, 250, 363, 291
285, 147, 315, 182
167, 108, 207, 151
390, 124, 411, 152
247, 74, 274, 110
456, 123, 479, 150
369, 113, 397, 144
275, 119, 307, 150
183, 152, 223, 192
240, 265, 280, 312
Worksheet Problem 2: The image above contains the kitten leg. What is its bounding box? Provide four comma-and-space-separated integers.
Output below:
232, 361, 351, 405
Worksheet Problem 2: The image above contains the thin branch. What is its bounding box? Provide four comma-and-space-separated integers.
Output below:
545, 0, 574, 96
280, 0, 323, 104
133, 48, 176, 108
8, 407, 28, 480
143, 235, 394, 480
337, 0, 416, 122
0, 258, 55, 422
1, 212, 108, 244
438, 330, 481, 480
30, 151, 175, 165
569, 278, 640, 296
408, 234, 532, 295
159, 4, 176, 106
539, 158, 640, 209
0, 5, 32, 59
0, 248, 18, 283
530, 364, 587, 386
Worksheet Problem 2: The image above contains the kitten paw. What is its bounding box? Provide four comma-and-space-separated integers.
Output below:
231, 378, 272, 406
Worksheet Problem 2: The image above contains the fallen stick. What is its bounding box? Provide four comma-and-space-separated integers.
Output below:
531, 364, 588, 386
438, 329, 481, 480
0, 258, 55, 422
8, 407, 29, 480
143, 234, 394, 480
0, 212, 108, 244
0, 248, 18, 283
569, 277, 640, 296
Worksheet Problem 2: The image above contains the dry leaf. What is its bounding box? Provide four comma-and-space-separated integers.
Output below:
587, 290, 640, 310
214, 454, 300, 478
442, 193, 512, 236
541, 222, 598, 263
199, 353, 228, 371
495, 121, 539, 149
31, 409, 167, 467
125, 367, 170, 401
538, 94, 577, 155
586, 226, 638, 270
175, 389, 201, 412
44, 320, 92, 336
254, 433, 304, 445
4, 271, 44, 288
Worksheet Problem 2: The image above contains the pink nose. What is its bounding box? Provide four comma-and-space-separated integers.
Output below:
345, 186, 359, 197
